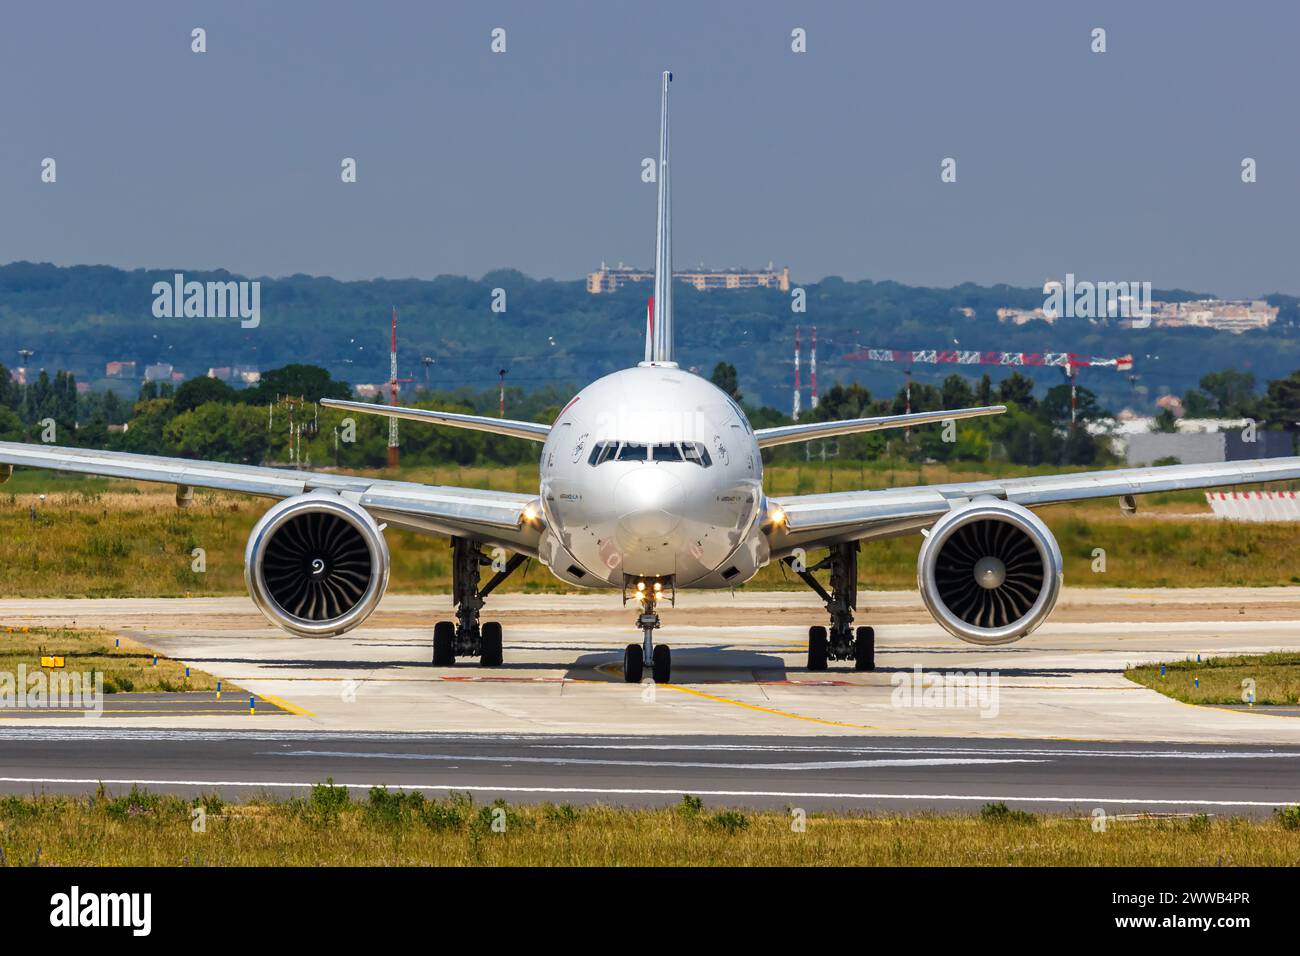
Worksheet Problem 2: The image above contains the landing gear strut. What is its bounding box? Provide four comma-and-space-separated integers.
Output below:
622, 577, 672, 683
783, 542, 875, 672
433, 536, 526, 667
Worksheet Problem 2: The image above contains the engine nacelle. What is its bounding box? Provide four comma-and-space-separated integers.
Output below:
917, 499, 1062, 646
245, 492, 390, 636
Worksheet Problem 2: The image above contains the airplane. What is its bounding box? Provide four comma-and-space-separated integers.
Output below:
5, 70, 1300, 684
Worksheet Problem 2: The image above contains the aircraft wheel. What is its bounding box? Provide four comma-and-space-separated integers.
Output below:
433, 620, 456, 666
480, 621, 503, 667
854, 625, 875, 671
623, 644, 644, 683
808, 625, 829, 671
652, 644, 672, 683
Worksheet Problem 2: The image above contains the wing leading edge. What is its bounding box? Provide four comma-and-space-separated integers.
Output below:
319, 399, 551, 442
753, 405, 1005, 449
0, 441, 542, 554
768, 455, 1300, 554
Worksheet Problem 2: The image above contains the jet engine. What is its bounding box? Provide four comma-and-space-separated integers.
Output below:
244, 492, 390, 636
917, 499, 1062, 645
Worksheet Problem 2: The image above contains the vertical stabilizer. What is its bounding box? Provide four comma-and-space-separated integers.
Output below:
644, 70, 675, 366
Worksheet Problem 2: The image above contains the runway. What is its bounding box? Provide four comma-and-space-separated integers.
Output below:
1, 587, 1299, 811
0, 728, 1296, 813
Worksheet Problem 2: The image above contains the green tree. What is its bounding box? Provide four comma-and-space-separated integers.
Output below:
247, 365, 352, 404
1151, 408, 1179, 433
1262, 370, 1300, 431
709, 362, 742, 403
173, 375, 238, 413
1198, 370, 1258, 418
0, 406, 23, 441
941, 373, 974, 410
1041, 383, 1104, 424
995, 372, 1036, 409
164, 402, 272, 463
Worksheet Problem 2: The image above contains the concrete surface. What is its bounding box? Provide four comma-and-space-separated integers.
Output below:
0, 588, 1298, 744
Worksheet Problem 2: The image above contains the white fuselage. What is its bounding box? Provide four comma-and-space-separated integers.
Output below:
536, 365, 770, 590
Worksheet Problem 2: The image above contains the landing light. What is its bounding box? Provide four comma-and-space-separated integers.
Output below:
768, 507, 787, 526
522, 504, 539, 523
636, 581, 646, 592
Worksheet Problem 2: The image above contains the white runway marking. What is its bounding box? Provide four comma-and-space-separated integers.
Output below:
0, 728, 1295, 761
0, 776, 1286, 808
265, 749, 1047, 771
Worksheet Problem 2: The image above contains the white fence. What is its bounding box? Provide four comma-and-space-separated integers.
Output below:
1206, 490, 1300, 522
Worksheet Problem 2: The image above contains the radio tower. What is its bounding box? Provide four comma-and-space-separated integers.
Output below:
810, 326, 819, 410
388, 307, 400, 468
792, 325, 802, 421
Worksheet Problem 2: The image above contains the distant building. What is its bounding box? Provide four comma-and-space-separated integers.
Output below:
996, 307, 1057, 326
1125, 430, 1293, 466
233, 365, 260, 385
9, 367, 28, 385
354, 384, 382, 398
1097, 415, 1294, 465
996, 297, 1279, 333
587, 261, 790, 294
143, 362, 174, 383
1151, 299, 1278, 333
105, 361, 137, 378
207, 366, 234, 382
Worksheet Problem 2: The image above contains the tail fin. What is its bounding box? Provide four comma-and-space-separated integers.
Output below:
644, 70, 675, 366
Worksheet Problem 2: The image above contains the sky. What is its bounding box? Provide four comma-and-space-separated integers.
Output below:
2, 0, 1298, 297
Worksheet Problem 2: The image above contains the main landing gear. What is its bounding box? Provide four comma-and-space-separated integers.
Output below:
783, 542, 875, 673
622, 577, 673, 684
433, 536, 527, 668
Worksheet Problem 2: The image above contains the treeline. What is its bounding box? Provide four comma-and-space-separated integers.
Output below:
6, 358, 1300, 470
720, 363, 1114, 467
0, 361, 574, 468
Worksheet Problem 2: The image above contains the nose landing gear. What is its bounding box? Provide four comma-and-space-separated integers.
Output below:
433, 536, 526, 667
622, 577, 673, 683
784, 542, 875, 672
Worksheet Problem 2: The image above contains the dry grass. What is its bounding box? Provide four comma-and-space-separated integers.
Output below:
1, 788, 1299, 866
0, 627, 228, 693
1127, 653, 1300, 705
2, 466, 1299, 598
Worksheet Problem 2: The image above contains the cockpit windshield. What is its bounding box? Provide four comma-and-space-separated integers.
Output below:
588, 441, 712, 467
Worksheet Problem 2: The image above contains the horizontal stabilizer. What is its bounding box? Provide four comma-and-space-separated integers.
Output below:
754, 405, 1006, 449
320, 399, 551, 443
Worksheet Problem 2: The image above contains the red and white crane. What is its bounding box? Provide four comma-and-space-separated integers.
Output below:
841, 345, 1134, 429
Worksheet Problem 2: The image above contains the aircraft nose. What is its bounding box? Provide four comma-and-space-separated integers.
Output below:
614, 468, 684, 541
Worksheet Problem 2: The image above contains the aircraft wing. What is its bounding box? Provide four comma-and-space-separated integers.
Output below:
753, 405, 1005, 448
320, 399, 551, 442
766, 456, 1300, 555
0, 441, 542, 554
